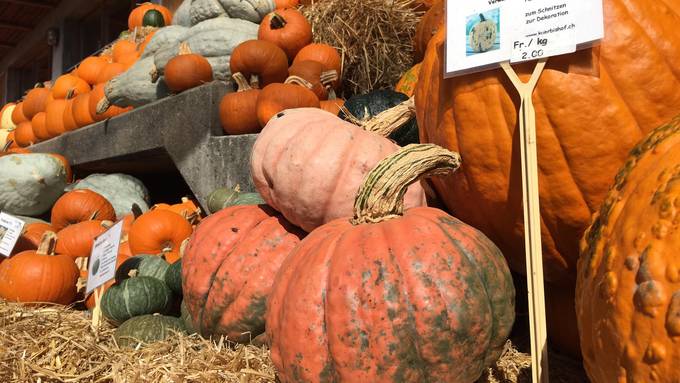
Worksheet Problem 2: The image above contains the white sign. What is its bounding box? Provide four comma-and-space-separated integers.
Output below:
86, 220, 123, 294
445, 0, 604, 76
0, 212, 25, 257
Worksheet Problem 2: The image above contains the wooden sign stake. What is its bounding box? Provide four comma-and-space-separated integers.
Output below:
91, 286, 104, 331
500, 58, 549, 383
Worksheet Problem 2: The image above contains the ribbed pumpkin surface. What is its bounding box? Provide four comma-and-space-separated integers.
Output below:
416, 0, 680, 283
101, 276, 173, 324
182, 205, 304, 343
114, 314, 185, 348
577, 116, 680, 382
267, 207, 515, 382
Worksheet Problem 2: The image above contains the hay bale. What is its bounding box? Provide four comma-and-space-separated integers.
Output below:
301, 0, 423, 97
0, 300, 275, 382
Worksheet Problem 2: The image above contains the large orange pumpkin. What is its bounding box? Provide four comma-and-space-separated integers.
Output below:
267, 144, 515, 383
127, 2, 172, 30
576, 117, 680, 382
0, 232, 79, 305
128, 209, 193, 264
51, 190, 116, 230
415, 0, 680, 284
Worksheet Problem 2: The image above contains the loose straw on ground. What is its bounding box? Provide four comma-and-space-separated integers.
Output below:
301, 0, 423, 97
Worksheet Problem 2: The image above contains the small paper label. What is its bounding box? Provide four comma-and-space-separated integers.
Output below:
445, 0, 604, 76
0, 212, 25, 257
86, 220, 123, 294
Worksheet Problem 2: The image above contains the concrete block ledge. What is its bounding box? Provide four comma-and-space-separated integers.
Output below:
29, 82, 258, 210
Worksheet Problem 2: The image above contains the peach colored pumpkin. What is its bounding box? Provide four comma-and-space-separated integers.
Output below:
250, 107, 426, 232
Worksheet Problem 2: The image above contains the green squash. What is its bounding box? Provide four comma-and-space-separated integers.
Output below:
165, 260, 182, 296
142, 9, 166, 27
114, 314, 185, 348
115, 255, 170, 283
338, 89, 419, 147
206, 185, 264, 214
180, 300, 197, 335
101, 276, 173, 324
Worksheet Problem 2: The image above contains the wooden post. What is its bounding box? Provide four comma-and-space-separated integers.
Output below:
500, 58, 549, 382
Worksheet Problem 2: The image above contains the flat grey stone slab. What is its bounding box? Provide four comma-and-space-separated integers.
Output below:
29, 82, 258, 210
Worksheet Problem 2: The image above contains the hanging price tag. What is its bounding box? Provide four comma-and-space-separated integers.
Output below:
0, 212, 25, 257
85, 220, 123, 294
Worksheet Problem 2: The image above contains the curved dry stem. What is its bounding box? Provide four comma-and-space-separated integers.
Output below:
249, 74, 260, 89
285, 75, 314, 89
96, 97, 111, 115
352, 144, 461, 224
319, 70, 338, 86
362, 96, 415, 136
232, 72, 253, 91
149, 66, 160, 83
178, 42, 192, 55
37, 231, 58, 255
270, 13, 287, 29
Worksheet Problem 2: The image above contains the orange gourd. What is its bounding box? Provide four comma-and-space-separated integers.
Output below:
13, 122, 36, 147
76, 56, 108, 85
293, 43, 342, 89
0, 232, 79, 305
258, 9, 312, 61
164, 44, 213, 93
62, 98, 78, 132
96, 62, 126, 84
51, 190, 116, 230
56, 220, 111, 259
23, 87, 51, 119
230, 40, 289, 87
577, 118, 680, 382
219, 72, 261, 135
127, 3, 172, 30
45, 99, 69, 138
128, 209, 193, 264
11, 102, 28, 124
52, 74, 90, 99
72, 93, 95, 127
256, 81, 320, 127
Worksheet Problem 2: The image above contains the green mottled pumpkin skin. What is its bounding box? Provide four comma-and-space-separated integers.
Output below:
165, 260, 183, 296
206, 187, 265, 214
115, 255, 170, 283
142, 9, 165, 27
266, 208, 515, 383
101, 276, 173, 324
182, 205, 304, 343
339, 89, 419, 146
114, 314, 185, 348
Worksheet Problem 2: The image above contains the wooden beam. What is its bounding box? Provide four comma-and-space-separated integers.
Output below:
0, 42, 15, 49
0, 20, 32, 32
0, 0, 56, 9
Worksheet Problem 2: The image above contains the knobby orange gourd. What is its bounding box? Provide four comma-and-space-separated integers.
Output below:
577, 116, 680, 383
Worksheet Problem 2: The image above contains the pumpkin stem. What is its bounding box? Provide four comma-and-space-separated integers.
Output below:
285, 75, 314, 89
36, 231, 58, 255
102, 220, 114, 229
351, 144, 461, 225
269, 13, 287, 29
131, 203, 143, 219
2, 140, 12, 152
249, 74, 260, 89
96, 97, 111, 114
233, 184, 241, 193
319, 70, 338, 86
362, 96, 416, 137
178, 42, 192, 55
66, 88, 76, 100
88, 210, 100, 220
179, 238, 190, 258
232, 72, 253, 91
149, 65, 160, 83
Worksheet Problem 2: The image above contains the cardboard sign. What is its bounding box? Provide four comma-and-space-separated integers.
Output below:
0, 212, 25, 257
86, 220, 123, 294
445, 0, 604, 76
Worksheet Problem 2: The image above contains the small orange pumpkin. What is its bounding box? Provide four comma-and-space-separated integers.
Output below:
230, 40, 289, 87
23, 87, 51, 119
0, 232, 79, 305
62, 98, 79, 132
293, 43, 342, 89
164, 43, 213, 93
56, 220, 111, 259
220, 72, 262, 135
128, 3, 172, 30
45, 99, 68, 138
52, 74, 90, 99
89, 84, 132, 121
13, 222, 56, 254
258, 9, 312, 61
13, 121, 36, 147
287, 60, 338, 100
11, 102, 29, 125
112, 40, 138, 64
128, 209, 193, 264
152, 197, 202, 225
275, 0, 299, 8
51, 190, 116, 230
319, 94, 345, 114
76, 56, 108, 85
256, 80, 320, 127
96, 62, 126, 84
72, 93, 95, 127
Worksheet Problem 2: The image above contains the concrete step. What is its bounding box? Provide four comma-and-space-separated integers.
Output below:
29, 82, 258, 211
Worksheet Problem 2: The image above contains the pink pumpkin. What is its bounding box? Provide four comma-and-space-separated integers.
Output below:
250, 108, 426, 232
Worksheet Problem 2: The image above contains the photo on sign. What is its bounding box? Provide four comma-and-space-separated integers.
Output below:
91, 258, 101, 276
0, 225, 7, 242
466, 8, 500, 56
